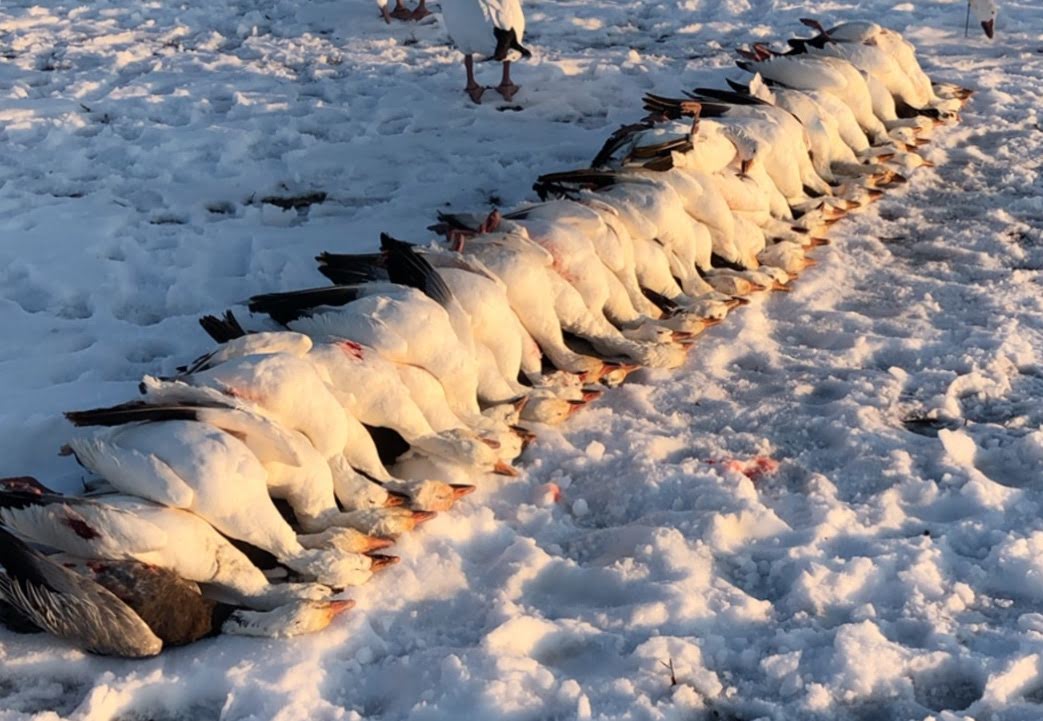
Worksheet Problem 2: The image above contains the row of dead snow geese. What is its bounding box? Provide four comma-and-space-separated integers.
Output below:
0, 19, 971, 657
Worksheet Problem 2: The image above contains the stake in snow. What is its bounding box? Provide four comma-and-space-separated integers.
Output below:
439, 0, 531, 103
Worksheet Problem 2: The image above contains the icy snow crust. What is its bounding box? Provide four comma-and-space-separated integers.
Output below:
1, 0, 1043, 718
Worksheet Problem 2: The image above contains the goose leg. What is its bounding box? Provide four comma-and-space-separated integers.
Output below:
495, 61, 519, 101
390, 0, 411, 19
409, 0, 430, 20
380, 3, 392, 22
465, 55, 485, 104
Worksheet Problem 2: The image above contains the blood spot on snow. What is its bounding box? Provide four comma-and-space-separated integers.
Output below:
338, 341, 364, 361
63, 515, 102, 540
535, 482, 563, 505
706, 456, 779, 484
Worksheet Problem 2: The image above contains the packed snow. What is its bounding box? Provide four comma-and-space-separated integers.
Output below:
1, 0, 1043, 718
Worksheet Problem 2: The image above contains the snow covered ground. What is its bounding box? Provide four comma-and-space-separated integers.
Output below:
2, 0, 1043, 718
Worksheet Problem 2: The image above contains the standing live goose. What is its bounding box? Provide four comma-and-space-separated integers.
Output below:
440, 0, 531, 103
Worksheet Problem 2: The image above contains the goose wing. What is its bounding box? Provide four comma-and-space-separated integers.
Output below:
0, 527, 162, 657
0, 491, 168, 559
64, 435, 196, 509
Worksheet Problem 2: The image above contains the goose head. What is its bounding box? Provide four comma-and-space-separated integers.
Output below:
399, 480, 476, 512
222, 598, 356, 638
299, 526, 396, 554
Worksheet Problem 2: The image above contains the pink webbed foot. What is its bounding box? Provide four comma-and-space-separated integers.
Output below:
410, 5, 431, 20
466, 84, 486, 104
495, 82, 520, 102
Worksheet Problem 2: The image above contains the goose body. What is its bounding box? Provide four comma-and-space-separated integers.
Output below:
441, 0, 526, 58
495, 204, 686, 368
317, 242, 534, 407
308, 341, 497, 464
455, 231, 604, 377
741, 55, 887, 143
180, 330, 312, 376
747, 76, 863, 175
251, 285, 484, 422
0, 478, 348, 609
64, 421, 383, 589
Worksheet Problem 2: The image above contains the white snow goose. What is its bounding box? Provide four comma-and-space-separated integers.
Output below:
805, 20, 974, 101
440, 0, 531, 103
316, 238, 532, 408
0, 479, 381, 610
141, 351, 450, 506
735, 53, 890, 145
196, 311, 510, 478
459, 206, 688, 369
66, 399, 420, 528
61, 418, 396, 589
247, 283, 485, 424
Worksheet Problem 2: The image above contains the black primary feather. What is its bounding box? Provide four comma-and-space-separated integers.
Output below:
691, 87, 771, 106
199, 310, 248, 344
316, 252, 387, 286
248, 286, 366, 325
432, 211, 483, 233
533, 169, 620, 200
641, 94, 703, 120
64, 401, 228, 428
591, 120, 655, 168
726, 78, 751, 94
492, 27, 531, 62
380, 235, 454, 309
710, 253, 747, 272
0, 527, 57, 593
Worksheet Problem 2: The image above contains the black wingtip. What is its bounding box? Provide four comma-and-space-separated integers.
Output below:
381, 240, 455, 309
248, 286, 363, 324
199, 310, 247, 344
492, 28, 511, 62
64, 401, 210, 427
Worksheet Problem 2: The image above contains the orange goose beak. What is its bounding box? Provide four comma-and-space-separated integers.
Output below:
363, 535, 397, 552
326, 599, 356, 618
493, 460, 519, 477
581, 388, 604, 403
410, 510, 438, 528
451, 484, 477, 500
366, 554, 401, 571
385, 490, 409, 507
